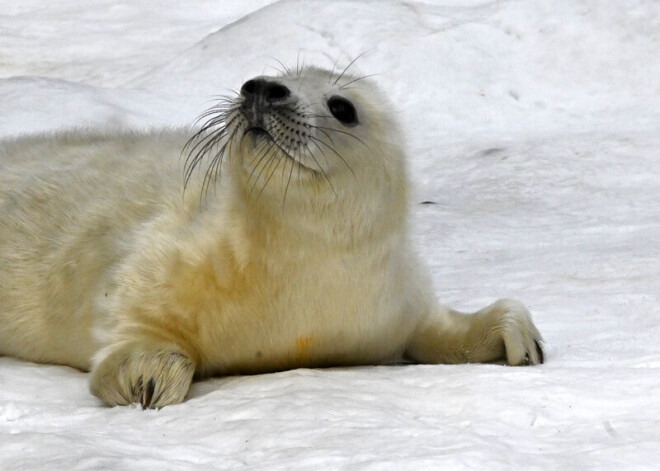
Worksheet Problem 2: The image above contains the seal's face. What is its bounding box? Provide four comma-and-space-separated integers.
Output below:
185, 66, 405, 204
238, 76, 360, 175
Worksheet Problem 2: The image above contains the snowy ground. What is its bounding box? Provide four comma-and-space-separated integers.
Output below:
1, 0, 660, 469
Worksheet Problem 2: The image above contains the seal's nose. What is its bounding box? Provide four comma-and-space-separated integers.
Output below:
240, 79, 290, 101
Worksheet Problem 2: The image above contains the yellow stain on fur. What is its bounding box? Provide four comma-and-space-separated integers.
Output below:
294, 336, 314, 362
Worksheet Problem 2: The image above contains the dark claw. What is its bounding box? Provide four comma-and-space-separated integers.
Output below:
535, 340, 544, 364
522, 340, 544, 366
142, 377, 156, 409
132, 375, 143, 400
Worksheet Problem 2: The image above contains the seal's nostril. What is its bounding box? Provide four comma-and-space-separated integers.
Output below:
241, 79, 290, 102
240, 79, 259, 96
241, 78, 289, 100
265, 83, 290, 100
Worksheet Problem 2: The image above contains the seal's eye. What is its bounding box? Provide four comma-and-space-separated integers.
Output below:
327, 96, 358, 126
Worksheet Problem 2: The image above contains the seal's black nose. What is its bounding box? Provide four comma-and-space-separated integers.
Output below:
240, 79, 290, 101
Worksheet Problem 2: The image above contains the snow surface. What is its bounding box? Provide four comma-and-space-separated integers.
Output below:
1, 0, 659, 469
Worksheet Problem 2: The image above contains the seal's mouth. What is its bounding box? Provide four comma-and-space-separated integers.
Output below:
244, 126, 269, 139
242, 123, 320, 175
244, 126, 277, 149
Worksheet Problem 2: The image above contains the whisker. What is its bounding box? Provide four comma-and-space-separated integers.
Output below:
338, 73, 381, 89
328, 56, 342, 83
199, 124, 242, 205
282, 144, 297, 209
296, 50, 303, 78
310, 125, 370, 148
302, 140, 337, 196
268, 57, 292, 76
309, 125, 336, 148
297, 144, 304, 200
181, 92, 245, 205
248, 141, 278, 193
306, 133, 331, 167
256, 151, 285, 201
333, 51, 370, 85
308, 135, 356, 178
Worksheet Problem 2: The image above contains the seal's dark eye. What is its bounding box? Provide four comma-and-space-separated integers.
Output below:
327, 96, 358, 126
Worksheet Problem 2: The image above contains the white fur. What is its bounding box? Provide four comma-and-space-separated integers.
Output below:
0, 68, 543, 408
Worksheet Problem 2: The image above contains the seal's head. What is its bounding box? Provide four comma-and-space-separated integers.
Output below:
185, 66, 408, 221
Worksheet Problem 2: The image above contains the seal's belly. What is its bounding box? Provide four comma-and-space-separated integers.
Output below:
195, 262, 414, 375
205, 321, 409, 376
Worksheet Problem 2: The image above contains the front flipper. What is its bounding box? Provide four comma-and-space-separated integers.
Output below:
90, 342, 195, 409
405, 298, 544, 366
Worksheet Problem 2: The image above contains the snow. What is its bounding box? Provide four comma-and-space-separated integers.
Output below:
1, 0, 659, 469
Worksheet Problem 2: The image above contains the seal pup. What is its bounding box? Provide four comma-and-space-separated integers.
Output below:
0, 66, 543, 408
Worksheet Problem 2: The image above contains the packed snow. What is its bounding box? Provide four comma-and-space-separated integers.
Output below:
1, 0, 659, 469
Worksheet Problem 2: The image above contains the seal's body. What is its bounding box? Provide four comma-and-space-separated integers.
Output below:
0, 67, 543, 408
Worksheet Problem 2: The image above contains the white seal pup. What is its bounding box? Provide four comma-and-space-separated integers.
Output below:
0, 66, 543, 408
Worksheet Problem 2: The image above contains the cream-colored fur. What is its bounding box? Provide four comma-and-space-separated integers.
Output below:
0, 67, 542, 408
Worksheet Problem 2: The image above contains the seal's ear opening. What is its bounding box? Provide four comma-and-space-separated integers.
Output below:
327, 96, 358, 127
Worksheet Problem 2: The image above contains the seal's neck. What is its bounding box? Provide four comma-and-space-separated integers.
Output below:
221, 163, 409, 255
